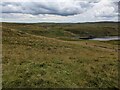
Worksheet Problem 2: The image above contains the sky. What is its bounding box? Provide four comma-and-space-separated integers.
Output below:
0, 0, 119, 23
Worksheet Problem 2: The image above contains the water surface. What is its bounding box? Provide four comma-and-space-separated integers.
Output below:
89, 36, 120, 41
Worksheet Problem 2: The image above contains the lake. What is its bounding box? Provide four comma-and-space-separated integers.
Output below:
89, 36, 120, 41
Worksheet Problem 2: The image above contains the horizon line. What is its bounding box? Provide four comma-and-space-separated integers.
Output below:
0, 21, 119, 24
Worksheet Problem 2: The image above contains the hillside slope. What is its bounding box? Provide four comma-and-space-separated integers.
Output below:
2, 23, 119, 88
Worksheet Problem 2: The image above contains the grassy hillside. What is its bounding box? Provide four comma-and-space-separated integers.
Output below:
2, 22, 118, 39
2, 22, 119, 88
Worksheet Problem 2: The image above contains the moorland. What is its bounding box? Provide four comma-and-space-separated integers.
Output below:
2, 22, 119, 88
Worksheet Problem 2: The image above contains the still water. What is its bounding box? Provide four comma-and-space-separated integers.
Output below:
89, 36, 120, 41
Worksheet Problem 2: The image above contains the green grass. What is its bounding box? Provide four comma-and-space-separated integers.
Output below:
2, 22, 119, 88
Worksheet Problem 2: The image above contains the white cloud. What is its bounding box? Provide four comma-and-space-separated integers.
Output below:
93, 0, 118, 18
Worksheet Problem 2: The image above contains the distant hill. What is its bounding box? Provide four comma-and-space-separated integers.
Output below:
2, 22, 118, 40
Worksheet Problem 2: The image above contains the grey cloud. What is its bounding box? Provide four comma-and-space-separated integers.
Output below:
1, 1, 96, 16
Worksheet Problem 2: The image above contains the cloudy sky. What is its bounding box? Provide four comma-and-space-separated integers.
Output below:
0, 0, 119, 23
